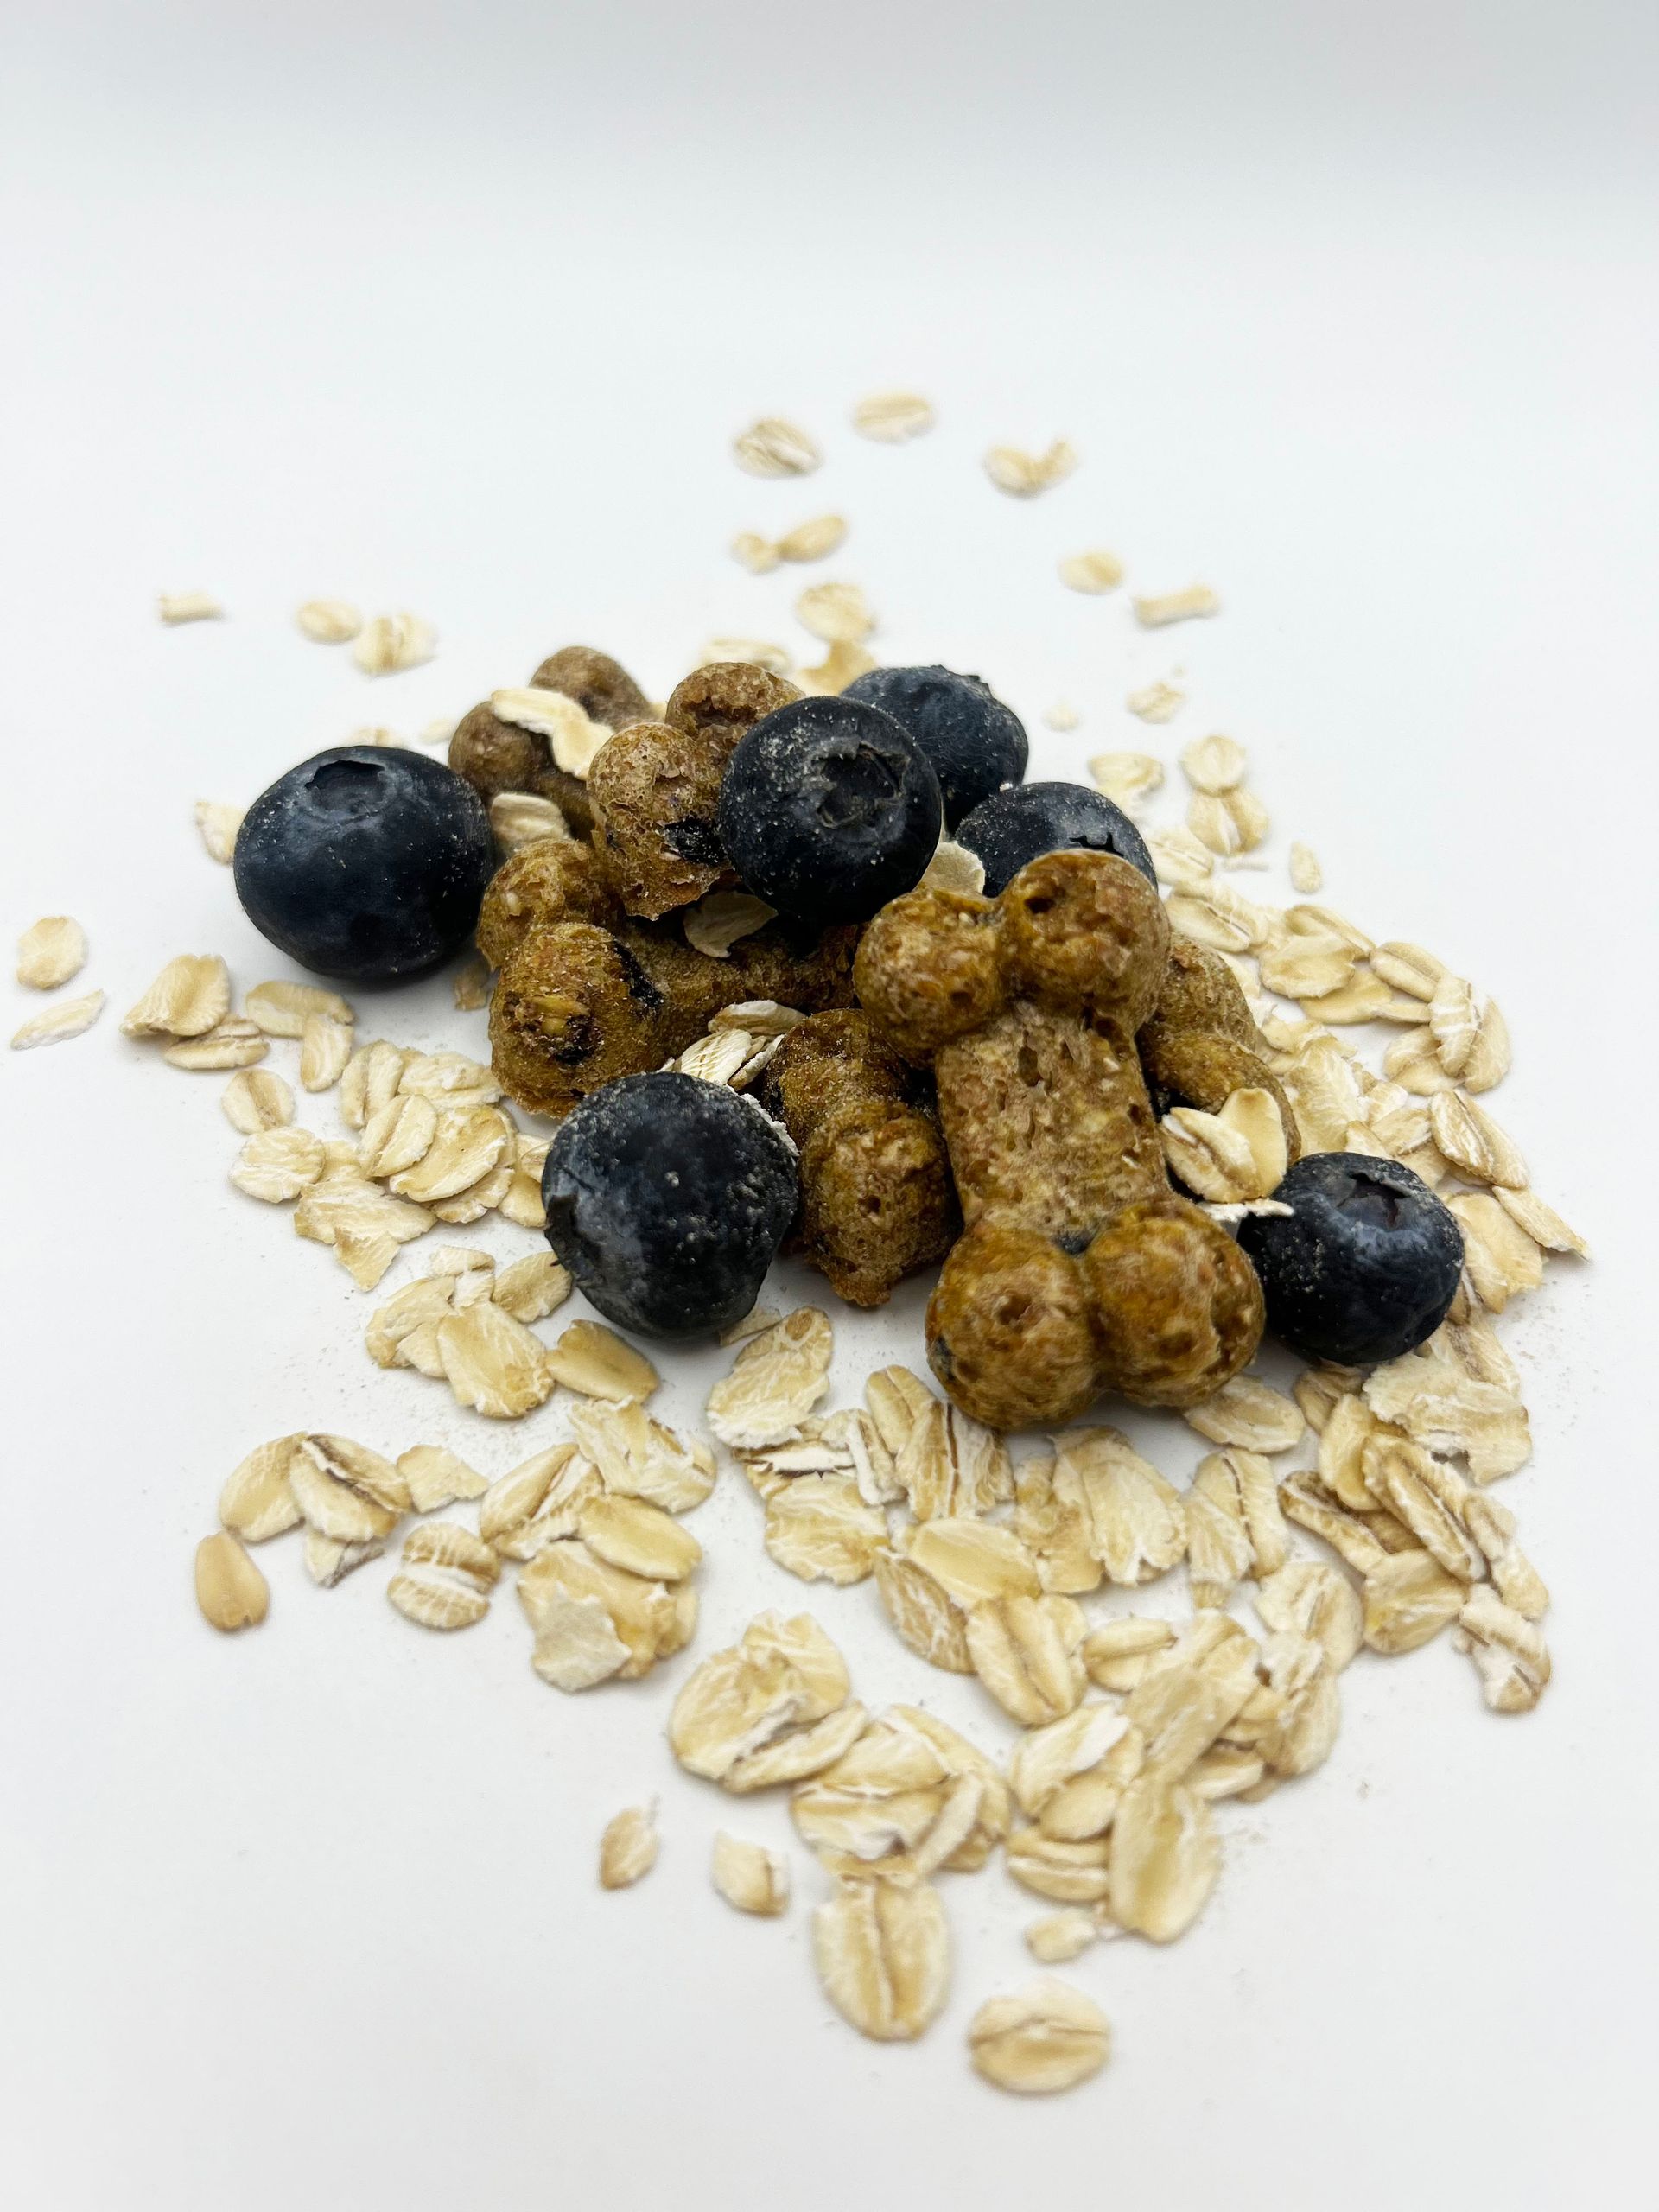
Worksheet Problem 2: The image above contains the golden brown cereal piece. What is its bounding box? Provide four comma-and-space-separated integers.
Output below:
450, 650, 651, 839
448, 700, 595, 835
530, 645, 653, 734
475, 837, 619, 970
1138, 935, 1300, 1169
760, 1010, 958, 1306
588, 720, 734, 919
856, 851, 1263, 1428
575, 665, 802, 922
448, 699, 546, 804
491, 916, 859, 1117
665, 662, 800, 748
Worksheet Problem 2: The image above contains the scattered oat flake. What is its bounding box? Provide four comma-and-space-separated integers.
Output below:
194, 803, 244, 864
707, 1308, 834, 1448
1127, 681, 1185, 722
1494, 1185, 1586, 1258
1024, 1910, 1098, 1966
16, 985, 111, 1048
734, 418, 821, 478
1289, 842, 1323, 893
797, 639, 877, 696
777, 513, 848, 563
813, 1878, 950, 2043
295, 599, 361, 643
299, 1013, 354, 1093
451, 955, 492, 1011
983, 440, 1077, 497
731, 530, 779, 574
969, 1980, 1110, 2095
795, 582, 874, 645
245, 979, 353, 1039
1180, 733, 1248, 792
546, 1320, 659, 1405
122, 955, 231, 1039
1042, 702, 1081, 731
852, 391, 934, 442
1089, 752, 1163, 812
221, 1067, 293, 1133
684, 891, 776, 959
162, 1017, 268, 1071
387, 1522, 499, 1630
918, 841, 986, 896
1134, 585, 1220, 628
1058, 550, 1123, 594
1185, 1374, 1305, 1453
194, 1532, 269, 1630
231, 1125, 327, 1203
16, 916, 87, 990
159, 591, 223, 624
352, 613, 435, 676
711, 1832, 791, 1916
599, 1804, 660, 1890
490, 791, 570, 850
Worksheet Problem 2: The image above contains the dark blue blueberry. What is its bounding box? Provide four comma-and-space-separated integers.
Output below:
716, 697, 943, 925
541, 1072, 798, 1339
843, 664, 1027, 828
956, 779, 1157, 894
233, 747, 495, 985
1238, 1153, 1465, 1367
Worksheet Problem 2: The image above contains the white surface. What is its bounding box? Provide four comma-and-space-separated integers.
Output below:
2, 5, 1656, 2207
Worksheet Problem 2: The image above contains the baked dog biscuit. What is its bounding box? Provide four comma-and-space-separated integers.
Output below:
855, 849, 1263, 1428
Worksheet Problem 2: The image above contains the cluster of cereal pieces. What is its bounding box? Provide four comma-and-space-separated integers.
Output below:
454, 647, 1294, 1418
181, 642, 1583, 2096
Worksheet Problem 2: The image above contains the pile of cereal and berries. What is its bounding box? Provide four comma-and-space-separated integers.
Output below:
149, 642, 1574, 2094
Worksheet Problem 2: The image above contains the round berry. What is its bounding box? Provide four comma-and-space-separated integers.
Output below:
1237, 1153, 1464, 1366
716, 697, 943, 925
955, 780, 1156, 894
234, 747, 495, 985
843, 664, 1027, 827
540, 1072, 798, 1339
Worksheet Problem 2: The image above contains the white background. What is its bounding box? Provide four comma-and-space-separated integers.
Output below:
3, 4, 1656, 2206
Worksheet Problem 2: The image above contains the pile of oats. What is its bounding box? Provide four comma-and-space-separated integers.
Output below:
15, 385, 1581, 2103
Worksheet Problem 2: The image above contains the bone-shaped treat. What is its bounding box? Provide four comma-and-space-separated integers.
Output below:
855, 849, 1264, 1429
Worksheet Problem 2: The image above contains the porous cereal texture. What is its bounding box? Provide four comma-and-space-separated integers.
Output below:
588, 721, 734, 919
491, 916, 859, 1117
474, 836, 618, 971
665, 662, 801, 748
449, 647, 652, 838
529, 645, 654, 734
855, 849, 1262, 1427
760, 1010, 958, 1307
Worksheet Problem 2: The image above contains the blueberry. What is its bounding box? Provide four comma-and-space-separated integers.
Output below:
540, 1072, 798, 1339
1237, 1153, 1465, 1366
956, 780, 1157, 894
234, 747, 496, 985
716, 697, 943, 926
842, 664, 1027, 827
